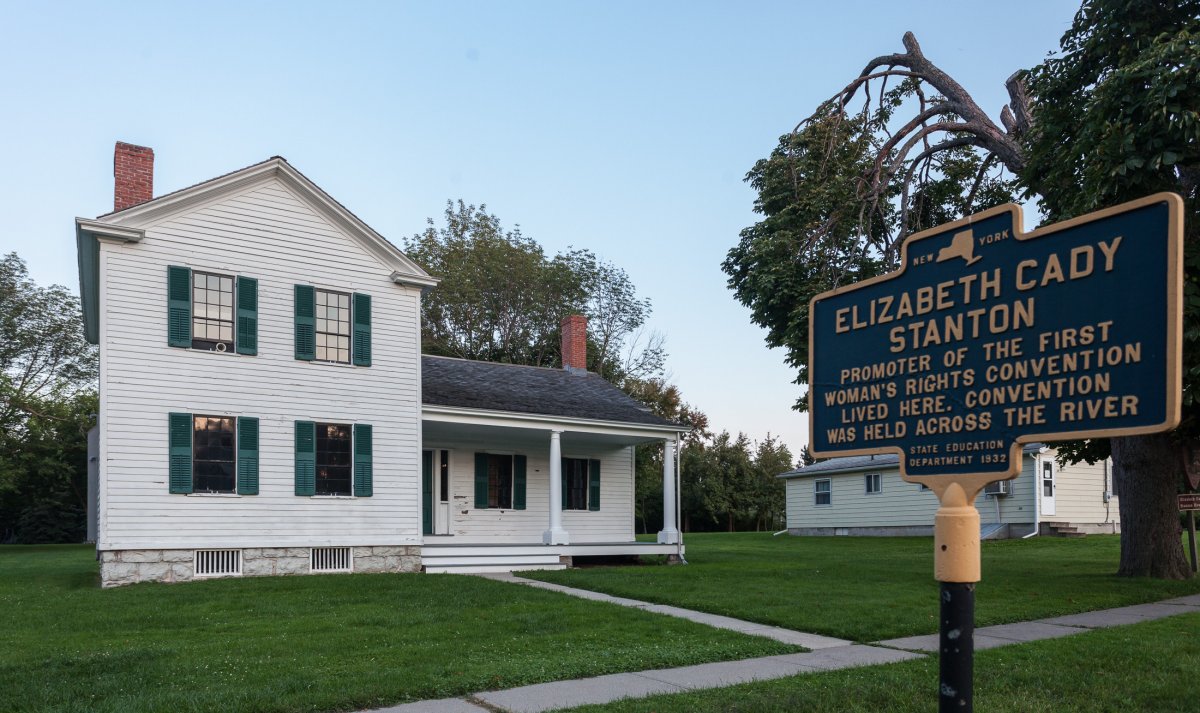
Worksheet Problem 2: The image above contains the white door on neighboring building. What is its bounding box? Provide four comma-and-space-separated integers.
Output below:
435, 449, 450, 535
1040, 459, 1056, 516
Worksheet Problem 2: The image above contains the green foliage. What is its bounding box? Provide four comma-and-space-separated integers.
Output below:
0, 390, 95, 543
0, 253, 96, 427
0, 545, 795, 712
404, 201, 586, 367
680, 432, 791, 533
404, 200, 664, 382
724, 94, 1018, 409
1022, 1, 1200, 461
0, 253, 97, 543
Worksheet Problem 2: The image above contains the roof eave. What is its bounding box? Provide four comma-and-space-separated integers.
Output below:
98, 158, 435, 286
75, 219, 145, 344
422, 403, 687, 436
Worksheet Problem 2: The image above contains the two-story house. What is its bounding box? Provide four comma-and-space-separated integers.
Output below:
78, 143, 685, 586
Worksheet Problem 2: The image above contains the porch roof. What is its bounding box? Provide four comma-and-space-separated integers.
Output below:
422, 355, 680, 428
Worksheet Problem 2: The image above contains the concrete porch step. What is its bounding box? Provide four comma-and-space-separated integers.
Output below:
425, 563, 568, 574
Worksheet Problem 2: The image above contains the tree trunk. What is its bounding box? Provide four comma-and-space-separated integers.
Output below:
1111, 433, 1191, 579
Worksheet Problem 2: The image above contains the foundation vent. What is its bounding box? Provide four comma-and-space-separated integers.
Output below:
311, 547, 353, 573
194, 549, 242, 577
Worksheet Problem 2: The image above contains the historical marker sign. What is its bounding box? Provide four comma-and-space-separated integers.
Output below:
809, 193, 1183, 486
1180, 494, 1200, 512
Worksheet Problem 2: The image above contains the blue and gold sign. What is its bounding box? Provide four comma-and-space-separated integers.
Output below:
809, 193, 1183, 483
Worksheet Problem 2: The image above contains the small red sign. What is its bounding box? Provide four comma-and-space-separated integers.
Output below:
1179, 493, 1200, 511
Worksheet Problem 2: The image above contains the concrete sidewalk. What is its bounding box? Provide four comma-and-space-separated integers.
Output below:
366, 591, 1200, 713
479, 572, 852, 650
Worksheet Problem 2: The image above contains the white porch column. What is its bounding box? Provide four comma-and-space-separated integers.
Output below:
658, 438, 680, 544
544, 429, 570, 544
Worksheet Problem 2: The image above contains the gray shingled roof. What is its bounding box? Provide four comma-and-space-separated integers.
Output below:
421, 355, 680, 428
777, 443, 1046, 479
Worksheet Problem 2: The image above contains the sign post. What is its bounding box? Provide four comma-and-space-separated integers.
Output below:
808, 193, 1183, 712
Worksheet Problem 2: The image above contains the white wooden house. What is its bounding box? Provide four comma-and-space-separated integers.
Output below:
78, 143, 685, 586
778, 444, 1119, 539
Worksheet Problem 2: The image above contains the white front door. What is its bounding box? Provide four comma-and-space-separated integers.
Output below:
435, 449, 450, 535
1040, 459, 1056, 516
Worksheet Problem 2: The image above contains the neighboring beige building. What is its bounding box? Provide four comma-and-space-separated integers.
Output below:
778, 444, 1119, 539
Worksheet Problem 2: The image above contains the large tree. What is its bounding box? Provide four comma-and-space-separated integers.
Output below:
405, 200, 665, 383
724, 2, 1200, 577
0, 253, 97, 543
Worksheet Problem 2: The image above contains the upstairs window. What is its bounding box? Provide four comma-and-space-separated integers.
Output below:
294, 286, 370, 365
315, 289, 351, 363
167, 266, 256, 355
192, 272, 234, 351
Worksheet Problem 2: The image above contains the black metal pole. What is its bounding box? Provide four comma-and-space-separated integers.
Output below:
939, 581, 974, 712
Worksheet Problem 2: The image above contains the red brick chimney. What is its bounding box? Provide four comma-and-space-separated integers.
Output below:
114, 142, 154, 211
561, 315, 588, 371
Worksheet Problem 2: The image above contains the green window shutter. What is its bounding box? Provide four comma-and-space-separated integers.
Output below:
513, 455, 527, 510
352, 292, 371, 366
561, 459, 568, 508
474, 453, 489, 508
294, 421, 316, 496
237, 417, 259, 495
167, 266, 192, 348
354, 423, 373, 497
422, 451, 434, 535
588, 459, 601, 511
235, 276, 258, 355
168, 412, 193, 493
294, 285, 315, 360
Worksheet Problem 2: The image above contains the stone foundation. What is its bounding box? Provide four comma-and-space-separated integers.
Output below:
99, 545, 421, 588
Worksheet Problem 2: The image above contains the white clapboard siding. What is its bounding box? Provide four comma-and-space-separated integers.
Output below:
97, 176, 422, 550
785, 454, 1039, 530
1039, 450, 1119, 525
428, 441, 635, 544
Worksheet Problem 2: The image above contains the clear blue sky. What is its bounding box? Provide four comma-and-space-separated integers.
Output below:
0, 1, 1077, 459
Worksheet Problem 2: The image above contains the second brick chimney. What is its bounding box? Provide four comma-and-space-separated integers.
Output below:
114, 142, 154, 212
561, 315, 588, 371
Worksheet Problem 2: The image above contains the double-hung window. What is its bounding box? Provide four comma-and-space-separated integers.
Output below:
294, 421, 373, 497
167, 265, 257, 355
168, 412, 259, 495
315, 290, 351, 363
562, 457, 601, 511
864, 472, 882, 495
814, 479, 832, 506
294, 285, 371, 366
473, 453, 527, 510
192, 271, 234, 351
315, 423, 353, 495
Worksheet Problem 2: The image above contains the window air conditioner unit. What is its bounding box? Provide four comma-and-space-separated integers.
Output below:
983, 480, 1010, 496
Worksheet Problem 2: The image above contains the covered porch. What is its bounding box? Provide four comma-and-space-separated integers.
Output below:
421, 406, 685, 573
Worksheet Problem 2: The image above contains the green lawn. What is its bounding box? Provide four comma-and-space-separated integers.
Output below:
555, 611, 1200, 713
0, 545, 796, 713
527, 533, 1200, 641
